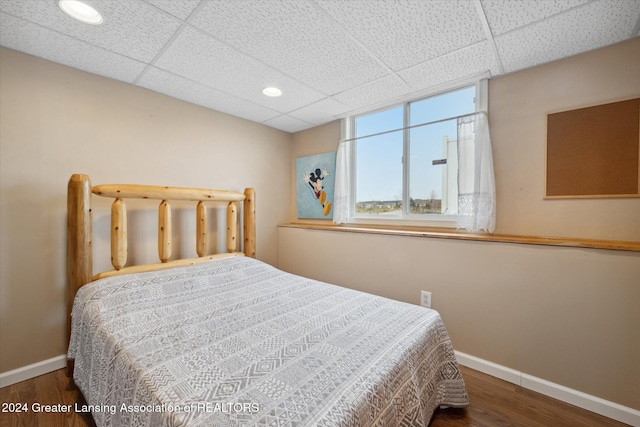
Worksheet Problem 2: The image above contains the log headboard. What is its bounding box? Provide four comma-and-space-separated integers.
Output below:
66, 173, 256, 374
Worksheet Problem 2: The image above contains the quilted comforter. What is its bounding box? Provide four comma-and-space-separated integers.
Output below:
68, 256, 468, 426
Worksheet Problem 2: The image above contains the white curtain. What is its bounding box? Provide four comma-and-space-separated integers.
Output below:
333, 139, 350, 224
457, 112, 496, 233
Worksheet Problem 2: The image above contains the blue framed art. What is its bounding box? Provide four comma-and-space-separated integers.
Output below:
296, 151, 336, 219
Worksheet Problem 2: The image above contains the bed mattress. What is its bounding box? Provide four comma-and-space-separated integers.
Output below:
68, 256, 468, 426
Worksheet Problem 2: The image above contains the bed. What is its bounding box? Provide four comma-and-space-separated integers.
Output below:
66, 174, 468, 427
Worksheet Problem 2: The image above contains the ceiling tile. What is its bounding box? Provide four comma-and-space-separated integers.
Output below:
288, 97, 352, 126
144, 0, 201, 20
0, 0, 182, 62
481, 0, 589, 36
262, 114, 315, 133
154, 26, 326, 113
189, 0, 388, 95
316, 0, 484, 71
495, 0, 640, 73
333, 75, 413, 111
0, 13, 147, 83
1, 0, 637, 134
398, 41, 499, 91
137, 67, 281, 123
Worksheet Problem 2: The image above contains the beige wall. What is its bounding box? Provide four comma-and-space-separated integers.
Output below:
0, 48, 292, 373
490, 38, 640, 241
283, 39, 640, 410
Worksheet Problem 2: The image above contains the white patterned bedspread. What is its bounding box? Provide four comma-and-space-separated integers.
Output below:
68, 256, 468, 427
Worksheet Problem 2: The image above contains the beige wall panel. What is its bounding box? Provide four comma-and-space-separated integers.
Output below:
489, 38, 640, 240
0, 48, 291, 373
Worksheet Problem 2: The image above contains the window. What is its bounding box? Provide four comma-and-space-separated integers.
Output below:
343, 81, 486, 226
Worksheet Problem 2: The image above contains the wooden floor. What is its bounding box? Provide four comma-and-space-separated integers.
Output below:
429, 367, 628, 427
0, 366, 629, 427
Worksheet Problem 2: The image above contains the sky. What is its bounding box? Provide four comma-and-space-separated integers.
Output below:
354, 86, 476, 203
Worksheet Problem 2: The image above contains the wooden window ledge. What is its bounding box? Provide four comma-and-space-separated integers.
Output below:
279, 223, 640, 252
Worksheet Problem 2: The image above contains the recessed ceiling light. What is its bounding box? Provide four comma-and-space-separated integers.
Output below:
58, 0, 103, 25
262, 87, 282, 97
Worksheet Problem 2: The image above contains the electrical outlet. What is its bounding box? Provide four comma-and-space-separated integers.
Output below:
420, 291, 432, 308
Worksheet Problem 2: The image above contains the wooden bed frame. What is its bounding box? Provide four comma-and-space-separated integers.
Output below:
66, 173, 256, 375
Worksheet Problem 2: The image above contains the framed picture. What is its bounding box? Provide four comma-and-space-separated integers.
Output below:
296, 151, 336, 219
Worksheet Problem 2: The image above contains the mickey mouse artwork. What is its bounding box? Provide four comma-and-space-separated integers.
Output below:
304, 167, 332, 217
296, 152, 336, 219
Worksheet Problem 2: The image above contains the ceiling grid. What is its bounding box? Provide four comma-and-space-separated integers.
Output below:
1, 0, 638, 133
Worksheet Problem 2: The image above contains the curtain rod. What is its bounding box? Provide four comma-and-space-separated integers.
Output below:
340, 110, 486, 143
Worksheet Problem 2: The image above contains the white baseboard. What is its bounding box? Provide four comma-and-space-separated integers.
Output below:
455, 351, 640, 427
0, 355, 66, 388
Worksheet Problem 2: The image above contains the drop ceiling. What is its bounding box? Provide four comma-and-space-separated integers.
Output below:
1, 0, 639, 133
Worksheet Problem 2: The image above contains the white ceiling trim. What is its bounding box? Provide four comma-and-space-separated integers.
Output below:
473, 0, 504, 75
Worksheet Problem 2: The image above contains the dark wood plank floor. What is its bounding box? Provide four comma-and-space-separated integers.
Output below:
0, 366, 629, 427
0, 369, 95, 427
430, 367, 628, 427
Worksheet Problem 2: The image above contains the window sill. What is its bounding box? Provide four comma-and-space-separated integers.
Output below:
278, 222, 640, 252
